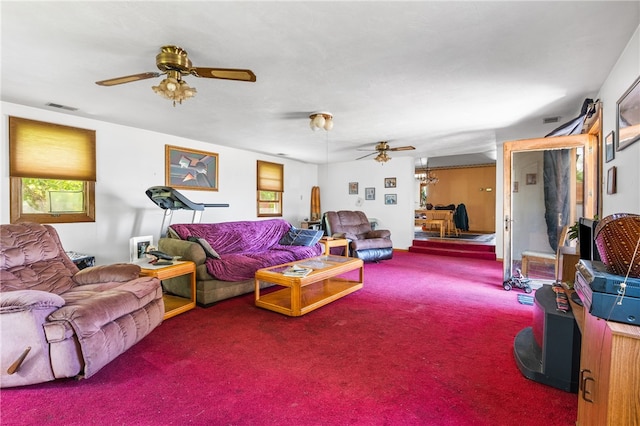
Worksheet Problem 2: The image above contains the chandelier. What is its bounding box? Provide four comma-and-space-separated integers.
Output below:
309, 112, 334, 131
415, 168, 439, 185
152, 70, 197, 106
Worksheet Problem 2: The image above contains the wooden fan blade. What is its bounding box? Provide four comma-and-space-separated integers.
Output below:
356, 152, 377, 160
388, 145, 416, 151
96, 72, 161, 86
190, 67, 256, 82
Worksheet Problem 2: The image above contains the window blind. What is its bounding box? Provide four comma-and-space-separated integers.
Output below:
257, 160, 283, 192
9, 116, 96, 181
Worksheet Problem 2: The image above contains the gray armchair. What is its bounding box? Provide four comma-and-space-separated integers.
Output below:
1, 222, 164, 388
323, 211, 393, 262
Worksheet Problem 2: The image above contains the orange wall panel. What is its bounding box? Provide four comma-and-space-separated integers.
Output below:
424, 165, 496, 233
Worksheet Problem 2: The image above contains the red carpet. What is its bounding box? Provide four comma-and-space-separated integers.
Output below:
1, 252, 577, 425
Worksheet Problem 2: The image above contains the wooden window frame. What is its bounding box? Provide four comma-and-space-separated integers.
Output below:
10, 178, 96, 223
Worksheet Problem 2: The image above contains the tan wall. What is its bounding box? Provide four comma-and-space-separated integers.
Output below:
423, 165, 496, 233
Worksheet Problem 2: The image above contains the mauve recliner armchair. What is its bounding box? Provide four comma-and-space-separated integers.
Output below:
324, 211, 393, 262
0, 222, 164, 388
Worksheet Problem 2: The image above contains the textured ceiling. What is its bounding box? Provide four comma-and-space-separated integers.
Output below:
2, 1, 638, 166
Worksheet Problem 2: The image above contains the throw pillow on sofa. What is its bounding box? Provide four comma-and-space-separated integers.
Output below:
279, 227, 324, 247
187, 236, 221, 259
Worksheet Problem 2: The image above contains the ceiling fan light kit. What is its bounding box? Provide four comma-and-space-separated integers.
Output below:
96, 45, 255, 106
375, 151, 390, 163
151, 70, 197, 106
309, 112, 333, 131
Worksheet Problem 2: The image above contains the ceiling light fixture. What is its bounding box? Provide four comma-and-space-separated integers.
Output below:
375, 151, 390, 163
151, 70, 197, 106
309, 112, 334, 131
415, 160, 439, 184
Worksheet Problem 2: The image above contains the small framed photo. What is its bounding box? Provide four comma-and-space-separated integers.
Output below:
526, 173, 537, 185
384, 194, 397, 205
348, 182, 359, 194
607, 166, 617, 194
130, 235, 154, 263
365, 187, 375, 200
605, 131, 615, 163
384, 177, 396, 188
616, 75, 640, 151
513, 181, 519, 193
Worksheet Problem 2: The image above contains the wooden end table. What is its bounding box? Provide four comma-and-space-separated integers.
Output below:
139, 261, 196, 319
319, 237, 349, 257
255, 255, 364, 317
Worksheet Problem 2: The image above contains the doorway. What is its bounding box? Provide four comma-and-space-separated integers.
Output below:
502, 134, 598, 282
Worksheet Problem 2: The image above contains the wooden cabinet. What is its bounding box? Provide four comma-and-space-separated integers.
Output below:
577, 312, 640, 425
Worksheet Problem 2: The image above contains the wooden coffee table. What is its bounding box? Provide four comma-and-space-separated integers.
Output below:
255, 255, 364, 316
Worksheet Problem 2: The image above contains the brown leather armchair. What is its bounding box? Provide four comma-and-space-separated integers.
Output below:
323, 211, 393, 262
1, 222, 164, 388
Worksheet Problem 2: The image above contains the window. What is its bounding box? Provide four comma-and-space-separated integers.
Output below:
9, 116, 96, 224
256, 160, 283, 217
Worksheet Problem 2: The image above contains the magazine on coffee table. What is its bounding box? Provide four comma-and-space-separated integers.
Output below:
282, 264, 313, 277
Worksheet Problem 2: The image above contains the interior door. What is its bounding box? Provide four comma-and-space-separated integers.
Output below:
502, 134, 598, 281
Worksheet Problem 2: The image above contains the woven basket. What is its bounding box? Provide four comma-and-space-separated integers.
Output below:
594, 213, 640, 278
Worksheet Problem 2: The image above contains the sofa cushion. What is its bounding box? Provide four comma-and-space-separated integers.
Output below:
278, 227, 324, 246
205, 245, 321, 281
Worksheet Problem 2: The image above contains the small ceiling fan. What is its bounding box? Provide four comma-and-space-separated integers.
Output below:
96, 45, 256, 105
356, 141, 415, 162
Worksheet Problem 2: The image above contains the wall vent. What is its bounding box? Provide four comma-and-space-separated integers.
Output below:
46, 102, 78, 111
543, 116, 561, 124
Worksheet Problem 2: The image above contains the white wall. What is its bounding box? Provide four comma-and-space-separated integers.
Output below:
597, 26, 640, 217
1, 102, 318, 265
318, 156, 416, 250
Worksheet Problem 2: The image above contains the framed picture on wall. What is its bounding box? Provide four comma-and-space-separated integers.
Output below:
384, 194, 397, 205
526, 173, 537, 185
384, 177, 396, 188
365, 187, 375, 200
165, 145, 219, 191
349, 182, 359, 194
605, 131, 615, 163
616, 75, 640, 151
